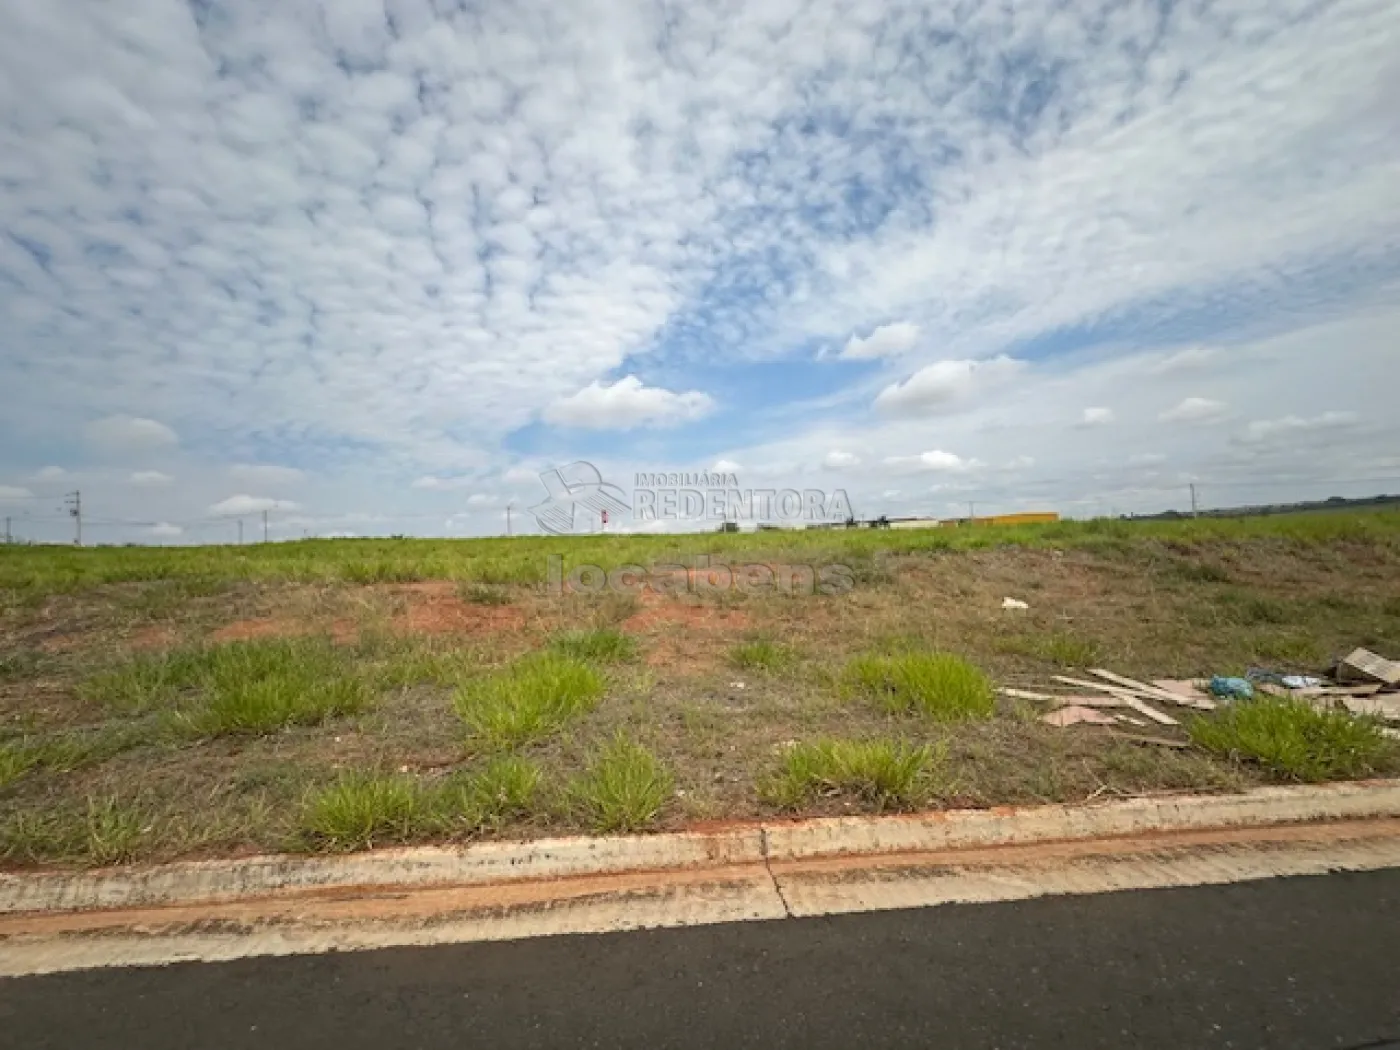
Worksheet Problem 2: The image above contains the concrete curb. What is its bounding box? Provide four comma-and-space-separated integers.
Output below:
6, 779, 1400, 917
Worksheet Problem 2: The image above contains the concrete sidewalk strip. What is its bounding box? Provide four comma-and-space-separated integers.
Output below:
5, 781, 1400, 977
7, 780, 1400, 917
0, 827, 767, 916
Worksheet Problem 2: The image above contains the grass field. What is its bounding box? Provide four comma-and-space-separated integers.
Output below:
3, 509, 1399, 867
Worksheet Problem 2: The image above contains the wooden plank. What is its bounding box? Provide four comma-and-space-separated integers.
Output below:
1089, 669, 1187, 705
1122, 696, 1179, 726
1150, 679, 1217, 711
1052, 675, 1139, 697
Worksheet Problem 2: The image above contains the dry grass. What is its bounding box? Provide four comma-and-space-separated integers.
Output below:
2, 511, 1398, 865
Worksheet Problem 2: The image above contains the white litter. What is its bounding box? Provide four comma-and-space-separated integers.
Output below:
1001, 597, 1029, 610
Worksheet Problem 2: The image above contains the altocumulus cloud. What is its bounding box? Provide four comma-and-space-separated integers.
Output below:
0, 0, 1398, 540
545, 376, 715, 429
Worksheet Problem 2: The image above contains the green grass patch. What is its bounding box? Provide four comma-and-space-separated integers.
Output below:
301, 773, 429, 851
454, 653, 604, 749
81, 638, 369, 735
1188, 699, 1395, 782
729, 638, 794, 672
435, 756, 543, 833
0, 796, 147, 866
548, 628, 639, 664
0, 742, 39, 789
842, 651, 995, 721
760, 738, 937, 811
568, 734, 672, 832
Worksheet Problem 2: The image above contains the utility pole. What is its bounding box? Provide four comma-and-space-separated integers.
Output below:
506, 502, 513, 537
237, 519, 244, 545
4, 516, 10, 544
262, 509, 269, 543
65, 491, 81, 546
1189, 483, 1199, 518
967, 501, 976, 525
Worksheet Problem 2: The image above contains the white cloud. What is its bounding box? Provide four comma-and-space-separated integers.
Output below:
1241, 411, 1358, 444
544, 376, 715, 430
874, 357, 1024, 414
208, 495, 299, 516
885, 450, 980, 473
150, 522, 182, 538
32, 466, 67, 482
466, 493, 498, 507
711, 459, 742, 474
0, 485, 35, 500
1003, 455, 1035, 470
230, 464, 305, 487
1159, 397, 1228, 423
129, 470, 173, 487
502, 466, 541, 486
841, 322, 920, 360
85, 416, 178, 453
822, 450, 861, 469
0, 0, 1397, 540
1080, 407, 1115, 427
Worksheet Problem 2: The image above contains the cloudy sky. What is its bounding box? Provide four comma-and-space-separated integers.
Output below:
2, 0, 1398, 542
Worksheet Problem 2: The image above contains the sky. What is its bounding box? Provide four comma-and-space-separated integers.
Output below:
1, 0, 1398, 543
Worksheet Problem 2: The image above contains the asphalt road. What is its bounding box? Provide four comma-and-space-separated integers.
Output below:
4, 869, 1399, 1050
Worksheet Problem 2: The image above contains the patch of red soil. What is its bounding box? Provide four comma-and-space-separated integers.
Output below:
210, 618, 359, 644
398, 595, 526, 636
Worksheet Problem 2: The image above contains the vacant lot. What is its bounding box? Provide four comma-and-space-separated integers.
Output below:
3, 511, 1399, 867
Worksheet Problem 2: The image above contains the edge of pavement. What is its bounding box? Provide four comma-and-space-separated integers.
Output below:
5, 778, 1400, 917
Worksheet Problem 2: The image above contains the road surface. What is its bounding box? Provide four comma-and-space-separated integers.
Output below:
3, 868, 1398, 1049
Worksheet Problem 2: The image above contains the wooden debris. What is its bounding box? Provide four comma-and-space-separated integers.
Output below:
1049, 675, 1178, 724
1089, 669, 1188, 705
1113, 714, 1147, 727
1041, 705, 1117, 727
1337, 648, 1400, 687
1150, 678, 1218, 710
1121, 696, 1179, 726
1342, 695, 1400, 722
999, 687, 1057, 701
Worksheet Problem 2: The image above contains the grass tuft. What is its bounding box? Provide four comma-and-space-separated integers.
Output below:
301, 773, 428, 851
436, 756, 543, 833
842, 651, 995, 721
760, 738, 936, 810
549, 628, 639, 664
0, 742, 39, 789
454, 653, 604, 749
569, 734, 672, 832
1188, 699, 1395, 782
84, 639, 369, 736
729, 638, 793, 672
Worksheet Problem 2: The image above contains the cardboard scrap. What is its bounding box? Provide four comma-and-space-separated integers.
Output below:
1337, 647, 1400, 687
1041, 705, 1117, 727
1050, 676, 1179, 725
1342, 695, 1400, 722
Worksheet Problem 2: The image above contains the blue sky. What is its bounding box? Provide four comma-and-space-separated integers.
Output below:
1, 0, 1399, 541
